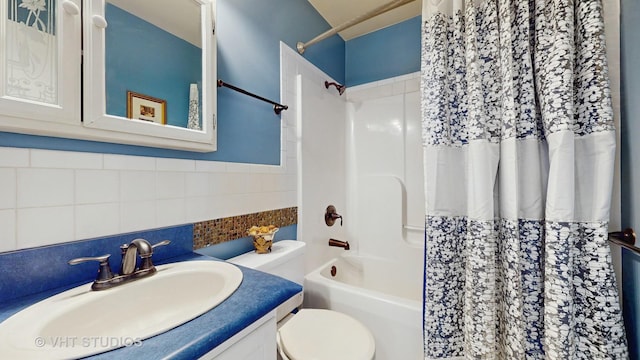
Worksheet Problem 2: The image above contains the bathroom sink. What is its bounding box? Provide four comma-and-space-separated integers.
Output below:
0, 260, 243, 359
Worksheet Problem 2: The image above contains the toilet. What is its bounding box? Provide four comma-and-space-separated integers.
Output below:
227, 240, 375, 360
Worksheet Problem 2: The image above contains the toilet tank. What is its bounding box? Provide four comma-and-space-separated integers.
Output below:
227, 240, 306, 285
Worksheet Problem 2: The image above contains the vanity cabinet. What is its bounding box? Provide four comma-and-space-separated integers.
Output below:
0, 0, 217, 152
200, 311, 277, 360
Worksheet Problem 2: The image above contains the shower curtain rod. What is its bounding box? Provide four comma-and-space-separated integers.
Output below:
296, 0, 416, 54
609, 228, 640, 255
217, 79, 288, 115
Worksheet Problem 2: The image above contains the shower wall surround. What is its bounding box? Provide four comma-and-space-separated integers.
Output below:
280, 42, 349, 274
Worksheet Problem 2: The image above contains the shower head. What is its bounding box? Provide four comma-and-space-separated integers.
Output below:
325, 81, 346, 96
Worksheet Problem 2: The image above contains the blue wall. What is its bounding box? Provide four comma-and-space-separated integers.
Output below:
105, 4, 202, 128
0, 0, 345, 165
214, 0, 344, 164
345, 16, 421, 86
621, 0, 640, 355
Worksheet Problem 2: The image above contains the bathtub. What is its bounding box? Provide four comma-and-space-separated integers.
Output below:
303, 255, 423, 360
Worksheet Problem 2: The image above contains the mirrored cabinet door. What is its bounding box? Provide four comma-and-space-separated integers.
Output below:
0, 0, 81, 128
83, 0, 217, 152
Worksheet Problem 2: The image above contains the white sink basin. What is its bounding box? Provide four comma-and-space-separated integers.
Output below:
0, 260, 243, 359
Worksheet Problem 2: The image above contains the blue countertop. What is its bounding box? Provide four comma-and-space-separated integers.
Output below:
0, 253, 303, 360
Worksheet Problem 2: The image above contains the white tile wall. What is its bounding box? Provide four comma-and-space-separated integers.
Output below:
0, 209, 16, 252
17, 206, 75, 248
0, 115, 297, 251
280, 42, 350, 274
0, 169, 16, 210
17, 169, 75, 208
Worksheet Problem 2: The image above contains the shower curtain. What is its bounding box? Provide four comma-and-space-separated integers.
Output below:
421, 0, 628, 359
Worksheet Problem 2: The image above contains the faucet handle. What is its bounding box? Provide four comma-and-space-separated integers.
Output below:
151, 239, 171, 249
68, 254, 114, 282
325, 205, 343, 227
138, 240, 171, 271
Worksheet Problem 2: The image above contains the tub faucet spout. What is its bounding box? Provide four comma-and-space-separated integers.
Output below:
329, 238, 350, 250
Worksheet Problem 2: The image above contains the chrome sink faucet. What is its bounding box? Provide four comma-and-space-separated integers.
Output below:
68, 239, 170, 291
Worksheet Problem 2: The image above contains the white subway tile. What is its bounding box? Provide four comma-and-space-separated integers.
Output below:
201, 173, 223, 196
285, 157, 298, 175
282, 190, 297, 208
260, 174, 281, 193
243, 192, 271, 214
285, 126, 297, 142
267, 191, 297, 210
283, 109, 297, 128
222, 193, 254, 217
120, 171, 156, 202
17, 169, 74, 208
185, 196, 216, 222
238, 163, 264, 174
0, 147, 29, 167
284, 175, 297, 192
156, 158, 196, 172
17, 206, 74, 249
75, 170, 119, 204
156, 198, 187, 226
222, 173, 250, 194
267, 163, 285, 174
195, 160, 226, 173
405, 78, 420, 93
283, 71, 297, 98
0, 169, 16, 209
185, 172, 211, 197
31, 149, 102, 169
244, 173, 264, 193
392, 81, 406, 95
287, 142, 297, 160
0, 209, 16, 252
207, 173, 231, 195
120, 201, 157, 233
104, 154, 156, 171
225, 162, 258, 173
75, 203, 120, 240
156, 172, 186, 199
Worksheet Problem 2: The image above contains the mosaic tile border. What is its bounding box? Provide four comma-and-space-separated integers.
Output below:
193, 207, 298, 250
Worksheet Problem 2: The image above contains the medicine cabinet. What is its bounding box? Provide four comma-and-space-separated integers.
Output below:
0, 0, 216, 152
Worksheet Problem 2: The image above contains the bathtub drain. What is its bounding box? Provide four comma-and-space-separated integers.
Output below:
330, 266, 337, 277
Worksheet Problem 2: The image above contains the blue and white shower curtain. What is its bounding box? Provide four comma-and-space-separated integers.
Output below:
421, 0, 628, 358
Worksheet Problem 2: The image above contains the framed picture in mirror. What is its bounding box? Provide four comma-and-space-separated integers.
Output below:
126, 91, 167, 124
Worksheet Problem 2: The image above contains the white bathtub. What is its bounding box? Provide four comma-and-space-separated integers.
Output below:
303, 255, 424, 360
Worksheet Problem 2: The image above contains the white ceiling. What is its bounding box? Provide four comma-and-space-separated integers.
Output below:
307, 0, 422, 40
108, 0, 202, 47
107, 0, 422, 47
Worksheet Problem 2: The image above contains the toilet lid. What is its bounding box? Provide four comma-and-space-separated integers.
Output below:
278, 309, 375, 360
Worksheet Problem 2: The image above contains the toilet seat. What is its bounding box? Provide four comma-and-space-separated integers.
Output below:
277, 309, 375, 360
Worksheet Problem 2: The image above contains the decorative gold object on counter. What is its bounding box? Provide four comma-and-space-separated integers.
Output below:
248, 225, 279, 254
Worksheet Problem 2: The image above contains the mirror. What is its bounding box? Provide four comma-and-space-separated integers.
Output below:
83, 0, 216, 152
105, 0, 202, 129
